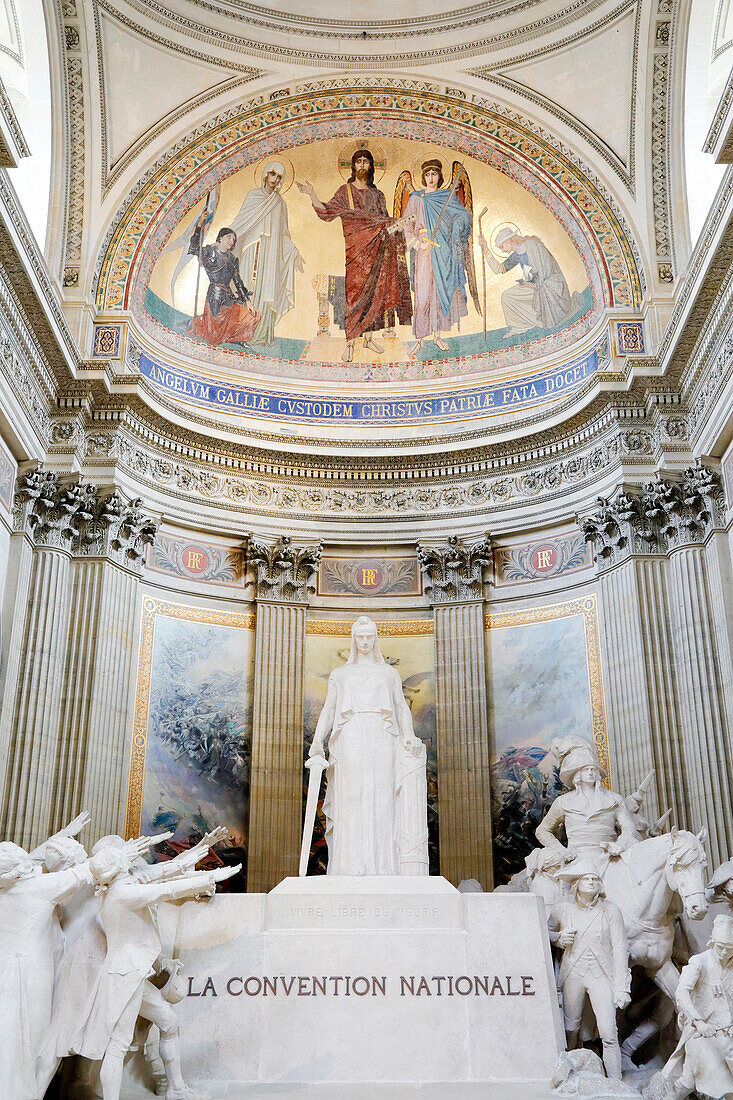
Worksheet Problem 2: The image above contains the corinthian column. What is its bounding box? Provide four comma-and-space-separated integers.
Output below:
54, 494, 158, 836
247, 537, 321, 892
418, 536, 493, 890
581, 463, 733, 863
0, 470, 95, 847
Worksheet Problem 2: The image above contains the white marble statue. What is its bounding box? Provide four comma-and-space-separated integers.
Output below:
526, 846, 571, 907
710, 861, 733, 911
0, 838, 93, 1100
70, 844, 239, 1100
548, 858, 632, 1081
536, 736, 639, 868
308, 615, 429, 876
625, 771, 672, 840
654, 914, 733, 1099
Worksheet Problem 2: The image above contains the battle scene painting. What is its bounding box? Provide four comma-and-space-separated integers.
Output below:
303, 622, 438, 875
143, 135, 595, 380
486, 599, 608, 885
132, 601, 255, 890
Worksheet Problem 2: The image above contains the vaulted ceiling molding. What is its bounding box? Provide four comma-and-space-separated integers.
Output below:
58, 0, 86, 292
468, 0, 640, 194
0, 0, 23, 66
650, 0, 675, 285
91, 78, 646, 310
92, 0, 262, 194
713, 0, 733, 60
108, 0, 628, 66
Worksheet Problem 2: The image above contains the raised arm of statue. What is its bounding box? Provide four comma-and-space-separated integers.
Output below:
128, 865, 240, 909
536, 801, 569, 853
29, 810, 92, 863
615, 801, 641, 850
33, 862, 93, 904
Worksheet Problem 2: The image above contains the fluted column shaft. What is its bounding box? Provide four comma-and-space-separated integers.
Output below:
245, 537, 321, 892
667, 546, 733, 865
1, 546, 73, 847
55, 558, 140, 836
596, 561, 660, 815
580, 464, 733, 863
0, 469, 158, 847
248, 599, 307, 892
434, 600, 493, 889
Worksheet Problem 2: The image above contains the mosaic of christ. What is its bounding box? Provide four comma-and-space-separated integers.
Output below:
145, 136, 594, 375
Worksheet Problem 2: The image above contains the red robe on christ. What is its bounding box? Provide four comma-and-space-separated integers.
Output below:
316, 182, 412, 340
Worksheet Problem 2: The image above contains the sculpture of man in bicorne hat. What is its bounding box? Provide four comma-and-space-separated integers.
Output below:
535, 736, 639, 872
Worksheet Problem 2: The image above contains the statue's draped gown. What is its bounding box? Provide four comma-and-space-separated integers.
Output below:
317, 660, 421, 876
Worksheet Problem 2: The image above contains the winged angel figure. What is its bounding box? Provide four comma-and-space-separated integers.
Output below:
394, 159, 480, 356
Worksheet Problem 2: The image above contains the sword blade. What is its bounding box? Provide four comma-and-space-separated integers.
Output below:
299, 755, 327, 876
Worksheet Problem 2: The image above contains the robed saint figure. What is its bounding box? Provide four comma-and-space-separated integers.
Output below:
297, 150, 413, 362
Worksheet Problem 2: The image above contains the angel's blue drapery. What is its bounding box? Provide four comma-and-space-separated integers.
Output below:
409, 188, 472, 318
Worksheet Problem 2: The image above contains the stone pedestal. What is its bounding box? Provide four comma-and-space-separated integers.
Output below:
170, 877, 563, 1090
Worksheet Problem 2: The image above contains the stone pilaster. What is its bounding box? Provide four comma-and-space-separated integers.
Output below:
0, 470, 91, 846
54, 493, 158, 835
580, 463, 733, 861
247, 536, 321, 892
418, 536, 493, 890
0, 471, 158, 847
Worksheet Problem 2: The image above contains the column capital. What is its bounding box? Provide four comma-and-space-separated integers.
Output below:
417, 535, 491, 604
247, 536, 322, 603
579, 462, 726, 570
73, 491, 160, 572
13, 468, 91, 551
13, 467, 159, 569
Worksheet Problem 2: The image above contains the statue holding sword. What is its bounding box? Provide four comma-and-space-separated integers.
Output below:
300, 616, 429, 878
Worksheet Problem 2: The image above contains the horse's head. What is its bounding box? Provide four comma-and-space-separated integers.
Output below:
665, 827, 709, 920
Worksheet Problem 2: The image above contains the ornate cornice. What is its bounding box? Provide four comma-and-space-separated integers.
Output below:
0, 170, 80, 383
650, 0, 674, 283
579, 462, 726, 568
0, 77, 30, 165
417, 535, 491, 602
60, 0, 85, 287
703, 67, 733, 162
656, 167, 733, 378
247, 535, 321, 601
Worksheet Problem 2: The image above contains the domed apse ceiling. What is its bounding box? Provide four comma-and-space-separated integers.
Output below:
96, 86, 641, 438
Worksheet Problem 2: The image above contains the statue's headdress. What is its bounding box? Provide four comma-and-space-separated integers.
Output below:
551, 735, 606, 788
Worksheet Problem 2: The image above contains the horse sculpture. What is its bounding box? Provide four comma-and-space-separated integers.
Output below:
602, 827, 708, 1061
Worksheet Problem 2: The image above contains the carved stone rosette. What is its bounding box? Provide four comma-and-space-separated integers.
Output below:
579, 462, 726, 569
247, 536, 322, 602
417, 536, 491, 603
